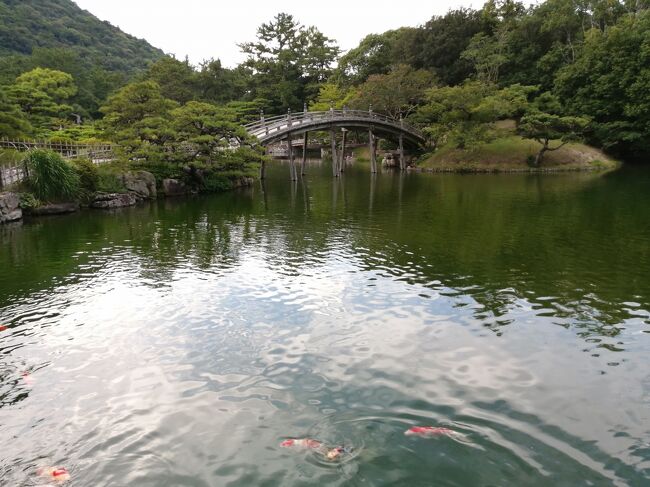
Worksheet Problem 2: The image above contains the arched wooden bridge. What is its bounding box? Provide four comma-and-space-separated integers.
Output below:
244, 109, 427, 179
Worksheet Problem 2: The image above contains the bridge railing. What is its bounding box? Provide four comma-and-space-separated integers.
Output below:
244, 110, 424, 140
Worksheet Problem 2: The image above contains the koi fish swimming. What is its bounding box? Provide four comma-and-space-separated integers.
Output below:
21, 371, 35, 386
280, 438, 323, 450
0, 325, 8, 331
36, 466, 70, 483
404, 426, 460, 438
280, 438, 352, 461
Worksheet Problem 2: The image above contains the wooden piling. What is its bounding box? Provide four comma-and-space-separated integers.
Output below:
339, 128, 347, 174
301, 132, 308, 175
369, 129, 377, 174
330, 128, 338, 177
288, 135, 296, 180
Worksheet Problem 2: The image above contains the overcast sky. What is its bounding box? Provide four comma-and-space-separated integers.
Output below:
72, 0, 480, 67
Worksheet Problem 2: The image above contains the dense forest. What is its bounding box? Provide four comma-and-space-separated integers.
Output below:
1, 0, 649, 165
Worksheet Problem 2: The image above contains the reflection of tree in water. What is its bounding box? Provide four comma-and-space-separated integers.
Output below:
1, 165, 649, 350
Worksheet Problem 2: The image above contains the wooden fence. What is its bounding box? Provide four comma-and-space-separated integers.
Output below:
0, 139, 116, 189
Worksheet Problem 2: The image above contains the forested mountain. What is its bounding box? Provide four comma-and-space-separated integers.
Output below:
0, 0, 164, 73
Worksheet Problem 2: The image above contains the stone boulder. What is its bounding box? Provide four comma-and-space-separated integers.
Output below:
91, 192, 137, 209
162, 178, 188, 197
0, 192, 22, 224
30, 202, 79, 216
121, 171, 157, 200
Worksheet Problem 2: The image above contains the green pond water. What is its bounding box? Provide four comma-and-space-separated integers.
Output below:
1, 160, 650, 486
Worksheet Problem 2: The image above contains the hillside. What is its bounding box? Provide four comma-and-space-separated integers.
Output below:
0, 0, 164, 74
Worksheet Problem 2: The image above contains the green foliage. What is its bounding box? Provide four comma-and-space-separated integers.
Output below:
7, 67, 78, 131
416, 81, 538, 149
348, 65, 435, 118
410, 8, 489, 86
0, 86, 32, 137
145, 57, 198, 104
23, 149, 80, 200
96, 173, 125, 193
0, 149, 25, 167
39, 124, 106, 143
100, 81, 178, 160
336, 29, 418, 85
197, 60, 250, 105
554, 10, 650, 158
19, 192, 40, 210
0, 0, 163, 74
72, 158, 99, 193
309, 83, 354, 111
129, 160, 182, 185
239, 13, 340, 112
415, 81, 497, 148
518, 111, 589, 165
461, 28, 511, 83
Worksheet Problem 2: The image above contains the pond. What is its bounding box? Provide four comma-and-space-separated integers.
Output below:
1, 160, 650, 486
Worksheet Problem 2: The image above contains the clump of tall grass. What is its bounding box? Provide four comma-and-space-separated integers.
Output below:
23, 150, 80, 201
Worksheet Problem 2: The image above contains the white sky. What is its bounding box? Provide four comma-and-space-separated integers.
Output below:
72, 0, 480, 67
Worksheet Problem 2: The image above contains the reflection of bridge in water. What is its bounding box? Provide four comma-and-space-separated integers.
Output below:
245, 109, 427, 180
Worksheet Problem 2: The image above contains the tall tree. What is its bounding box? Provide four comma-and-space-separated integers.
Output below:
554, 10, 650, 158
145, 56, 198, 104
0, 86, 32, 137
239, 13, 339, 113
337, 29, 417, 85
349, 65, 435, 119
100, 81, 177, 159
8, 67, 78, 130
518, 111, 589, 166
411, 8, 489, 85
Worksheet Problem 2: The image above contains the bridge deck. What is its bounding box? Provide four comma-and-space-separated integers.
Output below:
245, 110, 425, 146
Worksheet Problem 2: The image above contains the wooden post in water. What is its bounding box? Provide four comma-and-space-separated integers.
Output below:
369, 129, 377, 174
301, 132, 308, 175
339, 128, 347, 174
399, 133, 405, 171
288, 135, 297, 181
330, 128, 338, 177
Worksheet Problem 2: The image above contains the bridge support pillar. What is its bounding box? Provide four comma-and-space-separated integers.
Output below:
399, 134, 405, 171
369, 129, 377, 173
288, 135, 297, 181
301, 132, 308, 175
339, 128, 347, 174
330, 128, 339, 177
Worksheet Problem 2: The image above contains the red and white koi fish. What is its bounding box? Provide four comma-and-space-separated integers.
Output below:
21, 371, 35, 386
280, 438, 323, 449
0, 325, 8, 332
37, 466, 70, 483
325, 446, 345, 461
404, 426, 458, 437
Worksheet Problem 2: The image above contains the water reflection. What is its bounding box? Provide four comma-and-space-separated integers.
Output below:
1, 162, 650, 485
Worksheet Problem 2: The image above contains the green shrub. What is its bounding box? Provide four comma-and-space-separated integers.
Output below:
72, 158, 100, 193
129, 160, 182, 185
19, 192, 41, 210
23, 150, 80, 201
97, 173, 125, 193
203, 172, 234, 192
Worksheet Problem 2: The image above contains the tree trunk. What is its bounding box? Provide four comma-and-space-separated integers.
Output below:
534, 139, 550, 167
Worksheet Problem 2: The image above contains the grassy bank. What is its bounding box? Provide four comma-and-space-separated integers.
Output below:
416, 135, 619, 173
